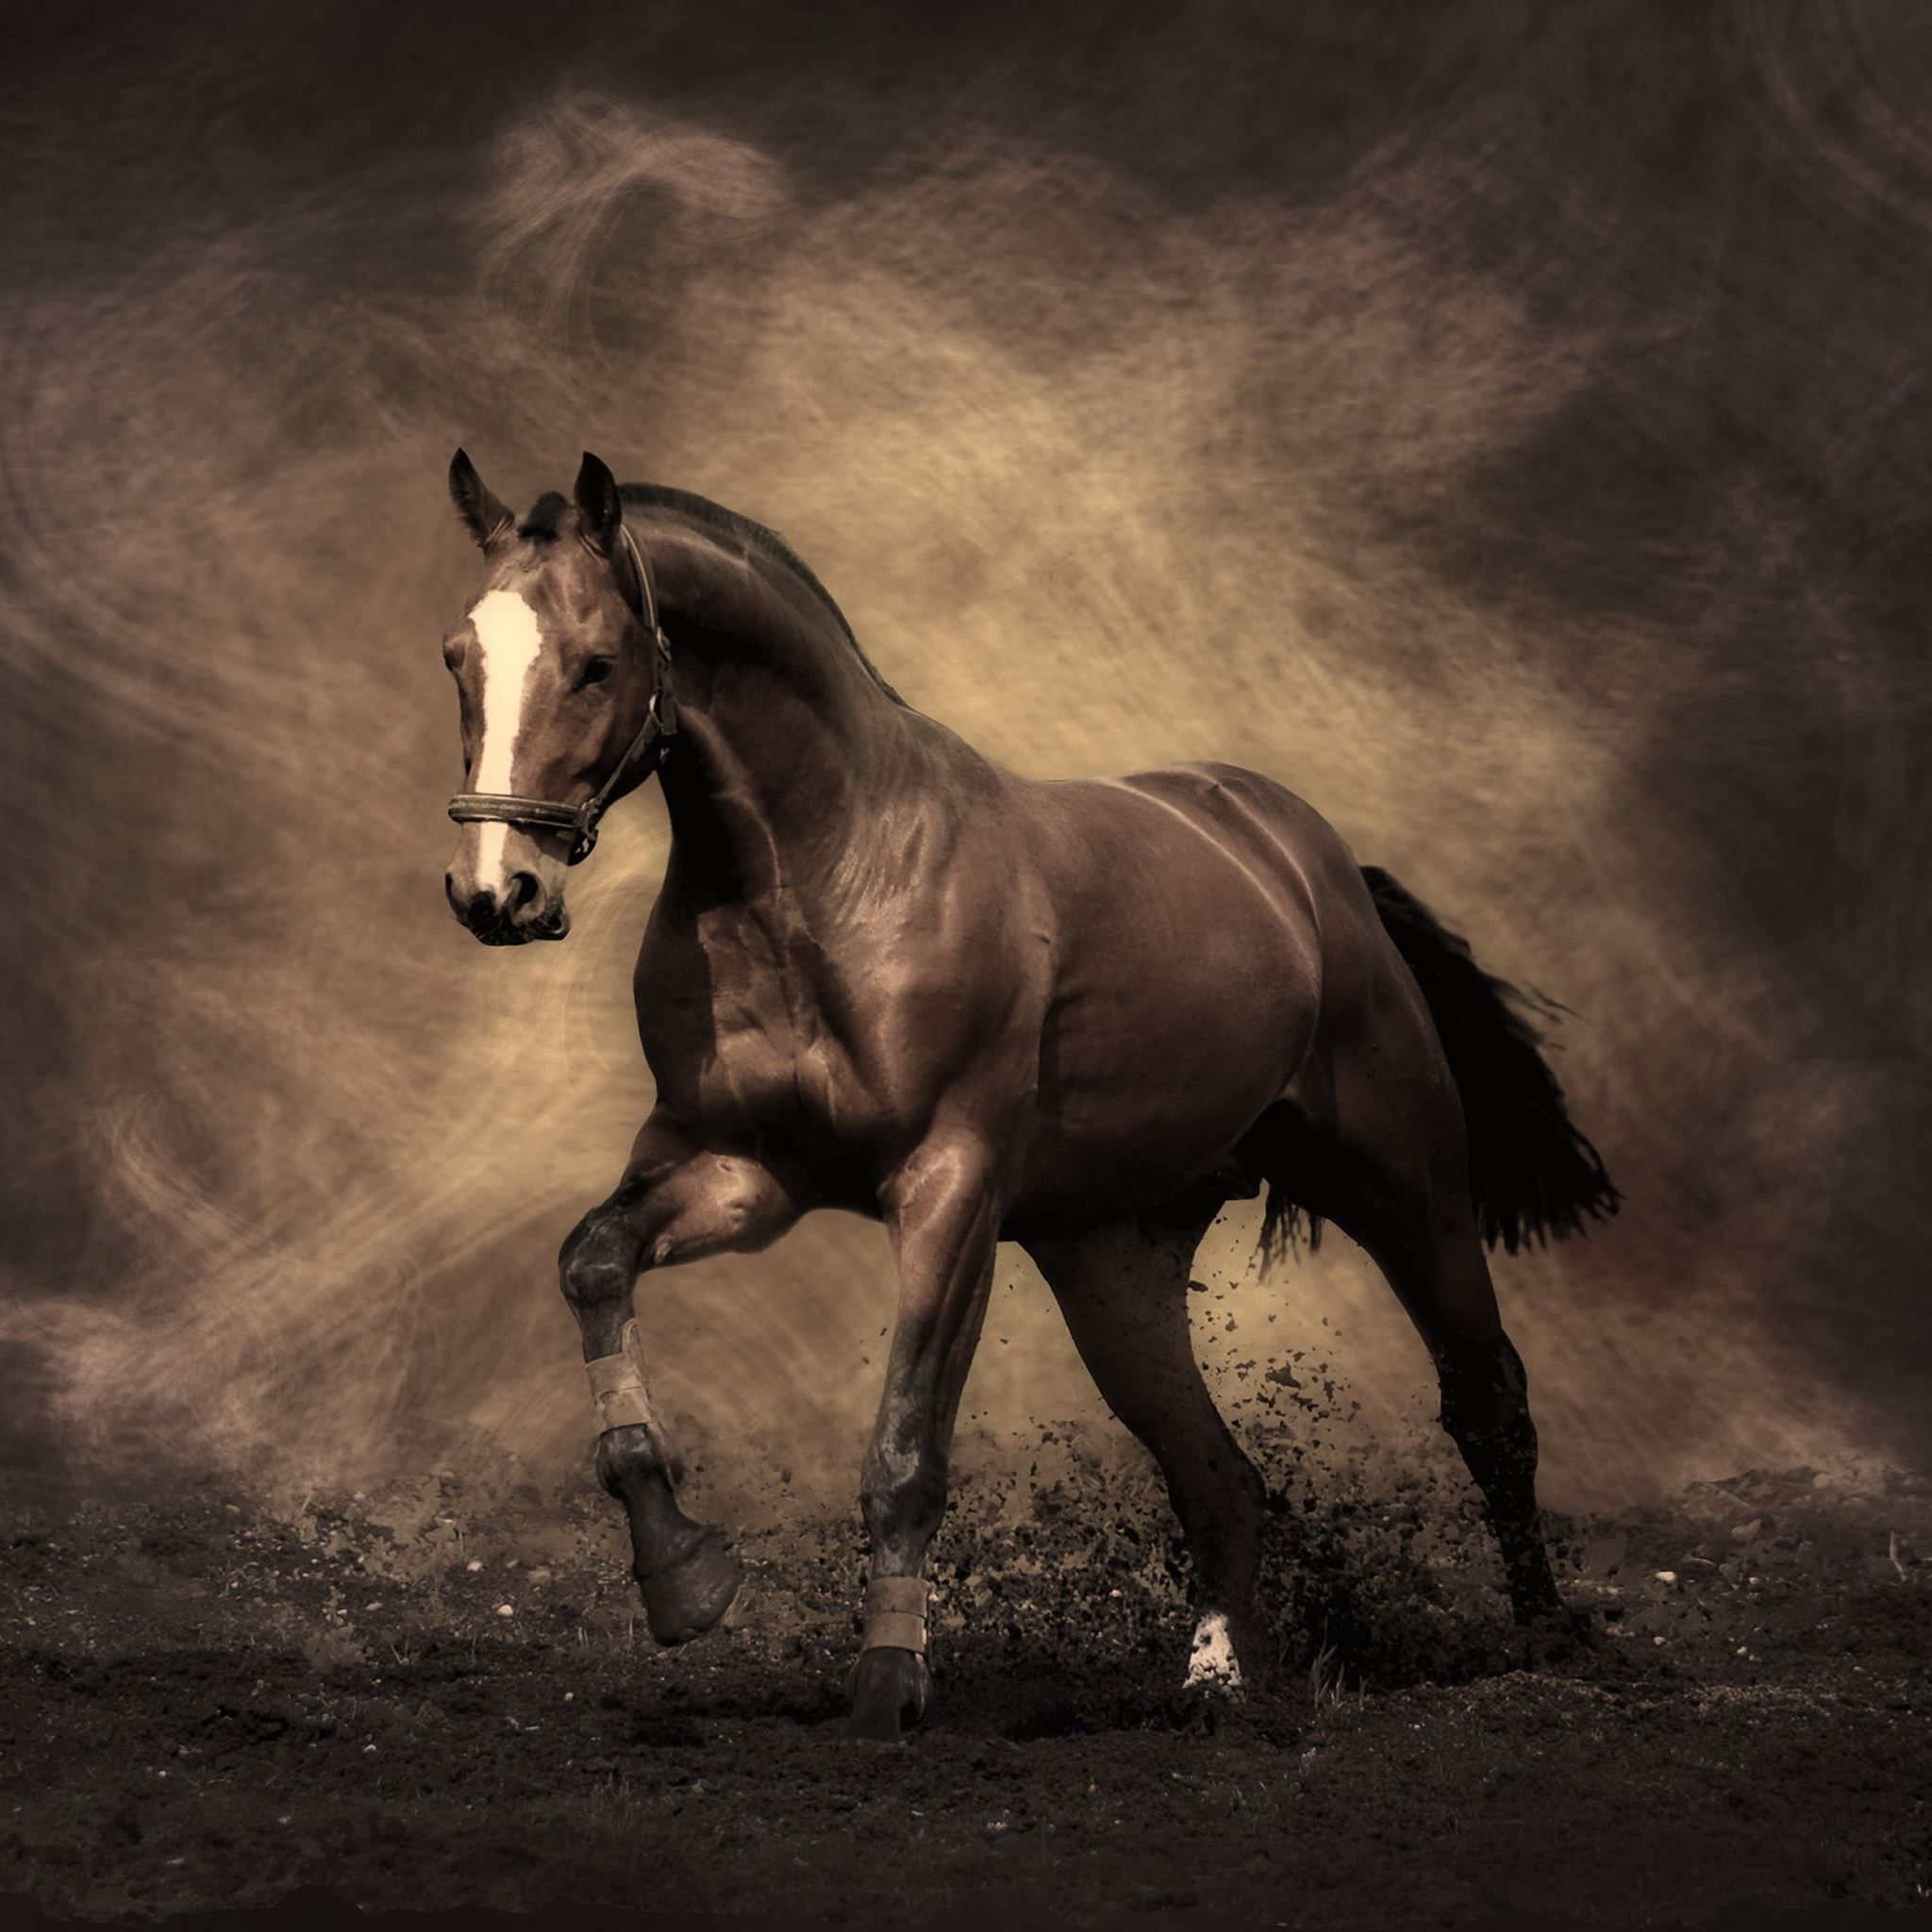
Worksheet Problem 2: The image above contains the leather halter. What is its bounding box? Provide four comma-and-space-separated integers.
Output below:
446, 524, 678, 866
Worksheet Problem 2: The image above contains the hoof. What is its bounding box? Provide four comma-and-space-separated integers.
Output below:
845, 1646, 929, 1742
637, 1530, 743, 1646
1517, 1601, 1596, 1669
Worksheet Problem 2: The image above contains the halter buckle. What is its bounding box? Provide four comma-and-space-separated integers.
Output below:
566, 806, 600, 866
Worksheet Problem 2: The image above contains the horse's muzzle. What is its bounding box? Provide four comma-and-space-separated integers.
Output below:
445, 871, 570, 945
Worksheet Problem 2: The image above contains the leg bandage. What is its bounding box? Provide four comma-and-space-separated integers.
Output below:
585, 1320, 667, 1445
860, 1574, 932, 1655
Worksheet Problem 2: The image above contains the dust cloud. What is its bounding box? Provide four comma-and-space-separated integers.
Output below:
2, 2, 1927, 1518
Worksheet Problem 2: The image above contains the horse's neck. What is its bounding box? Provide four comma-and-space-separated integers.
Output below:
645, 518, 924, 904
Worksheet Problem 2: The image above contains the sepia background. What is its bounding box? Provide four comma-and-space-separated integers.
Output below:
3, 0, 1927, 1520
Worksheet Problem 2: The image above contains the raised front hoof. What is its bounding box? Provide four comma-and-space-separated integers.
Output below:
845, 1646, 930, 1742
636, 1532, 743, 1647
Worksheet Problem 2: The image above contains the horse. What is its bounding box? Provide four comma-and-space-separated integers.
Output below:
437, 448, 1621, 1740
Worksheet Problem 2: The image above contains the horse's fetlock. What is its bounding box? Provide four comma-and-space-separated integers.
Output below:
595, 1423, 669, 1493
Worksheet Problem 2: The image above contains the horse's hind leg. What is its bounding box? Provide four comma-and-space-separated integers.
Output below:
1389, 1224, 1565, 1630
1024, 1207, 1267, 1692
1257, 1058, 1566, 1632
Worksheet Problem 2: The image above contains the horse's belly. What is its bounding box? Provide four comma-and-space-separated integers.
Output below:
1014, 922, 1314, 1227
637, 939, 873, 1200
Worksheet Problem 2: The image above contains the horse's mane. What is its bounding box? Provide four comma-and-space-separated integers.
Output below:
517, 483, 907, 709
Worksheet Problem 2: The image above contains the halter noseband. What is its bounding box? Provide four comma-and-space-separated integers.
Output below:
446, 524, 678, 867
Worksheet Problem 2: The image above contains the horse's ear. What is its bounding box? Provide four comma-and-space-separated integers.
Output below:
449, 449, 513, 550
574, 451, 624, 558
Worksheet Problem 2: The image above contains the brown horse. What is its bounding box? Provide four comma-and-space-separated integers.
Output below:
438, 449, 1619, 1740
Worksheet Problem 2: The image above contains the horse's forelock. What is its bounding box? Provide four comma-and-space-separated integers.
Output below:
515, 491, 574, 543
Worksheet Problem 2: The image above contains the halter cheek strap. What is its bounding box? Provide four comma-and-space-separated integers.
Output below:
447, 523, 677, 865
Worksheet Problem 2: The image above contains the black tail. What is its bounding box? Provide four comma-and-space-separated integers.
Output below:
1365, 865, 1620, 1251
1264, 867, 1622, 1259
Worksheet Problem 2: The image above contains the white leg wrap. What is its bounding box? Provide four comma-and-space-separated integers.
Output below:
1185, 1610, 1244, 1690
585, 1320, 667, 1442
860, 1575, 932, 1655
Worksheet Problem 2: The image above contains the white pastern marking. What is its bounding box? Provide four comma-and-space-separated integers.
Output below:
468, 590, 545, 887
1184, 1610, 1243, 1691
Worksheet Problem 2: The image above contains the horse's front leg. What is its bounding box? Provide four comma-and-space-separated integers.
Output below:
558, 1116, 800, 1645
848, 1133, 1003, 1741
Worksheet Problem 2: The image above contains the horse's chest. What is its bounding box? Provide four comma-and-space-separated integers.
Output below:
641, 913, 849, 1140
703, 1001, 817, 1120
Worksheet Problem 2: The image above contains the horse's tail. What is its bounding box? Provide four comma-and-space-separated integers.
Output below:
1355, 865, 1621, 1254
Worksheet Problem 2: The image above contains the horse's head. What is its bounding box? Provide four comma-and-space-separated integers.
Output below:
441, 449, 665, 946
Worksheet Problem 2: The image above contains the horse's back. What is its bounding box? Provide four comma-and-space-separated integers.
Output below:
1020, 758, 1385, 990
1123, 758, 1402, 1004
1108, 760, 1369, 914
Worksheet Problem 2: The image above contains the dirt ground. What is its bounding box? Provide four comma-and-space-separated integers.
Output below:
2, 1415, 1928, 1930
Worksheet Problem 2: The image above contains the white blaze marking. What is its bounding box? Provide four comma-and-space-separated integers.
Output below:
468, 590, 545, 888
1185, 1610, 1243, 1691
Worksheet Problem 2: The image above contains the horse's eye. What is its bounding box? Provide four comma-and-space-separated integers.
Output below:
576, 657, 616, 691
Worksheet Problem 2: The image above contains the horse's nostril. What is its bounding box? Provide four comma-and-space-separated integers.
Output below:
506, 871, 541, 915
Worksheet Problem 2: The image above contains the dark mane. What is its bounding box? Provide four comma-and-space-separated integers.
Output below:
621, 482, 908, 709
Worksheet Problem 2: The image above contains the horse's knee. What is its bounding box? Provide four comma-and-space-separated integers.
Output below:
558, 1204, 645, 1321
